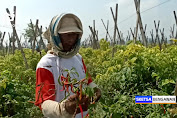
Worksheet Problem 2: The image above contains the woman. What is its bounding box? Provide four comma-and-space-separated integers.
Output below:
35, 13, 101, 118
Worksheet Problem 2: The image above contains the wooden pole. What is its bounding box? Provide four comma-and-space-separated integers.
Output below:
154, 20, 162, 51
144, 24, 148, 46
126, 31, 131, 42
170, 24, 175, 38
134, 0, 147, 47
6, 7, 16, 54
110, 3, 120, 57
101, 19, 112, 41
30, 19, 39, 54
8, 32, 12, 54
6, 6, 29, 69
138, 34, 141, 43
173, 11, 177, 39
150, 29, 155, 46
89, 20, 99, 49
89, 26, 97, 49
106, 20, 109, 41
110, 4, 121, 44
37, 25, 46, 50
89, 34, 93, 48
134, 1, 140, 43
130, 27, 135, 41
160, 28, 165, 46
0, 32, 6, 49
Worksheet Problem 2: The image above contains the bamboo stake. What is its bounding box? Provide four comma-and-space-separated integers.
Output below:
134, 0, 147, 47
173, 11, 177, 39
110, 3, 120, 57
150, 29, 155, 46
110, 4, 121, 44
6, 6, 29, 69
30, 19, 39, 54
101, 19, 112, 42
154, 20, 162, 51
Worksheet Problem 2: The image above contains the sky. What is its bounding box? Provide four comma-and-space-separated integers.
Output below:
0, 0, 177, 45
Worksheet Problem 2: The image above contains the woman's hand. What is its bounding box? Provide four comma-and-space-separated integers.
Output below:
65, 87, 101, 115
65, 94, 91, 114
77, 95, 91, 113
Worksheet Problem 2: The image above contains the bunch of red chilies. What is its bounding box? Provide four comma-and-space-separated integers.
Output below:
60, 74, 90, 118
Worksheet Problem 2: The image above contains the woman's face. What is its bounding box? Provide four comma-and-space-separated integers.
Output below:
59, 32, 79, 52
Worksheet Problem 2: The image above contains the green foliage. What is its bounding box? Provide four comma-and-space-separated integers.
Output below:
0, 49, 43, 117
1, 39, 177, 117
126, 40, 142, 45
80, 39, 177, 118
24, 23, 39, 40
99, 38, 110, 51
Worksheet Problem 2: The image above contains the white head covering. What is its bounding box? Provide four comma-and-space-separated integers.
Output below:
43, 13, 83, 58
58, 16, 82, 34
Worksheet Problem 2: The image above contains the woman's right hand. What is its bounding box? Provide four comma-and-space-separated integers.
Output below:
65, 94, 90, 114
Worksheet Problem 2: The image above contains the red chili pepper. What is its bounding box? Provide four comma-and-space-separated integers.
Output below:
66, 78, 68, 82
61, 75, 65, 81
60, 75, 69, 91
85, 113, 89, 118
70, 84, 74, 93
60, 85, 65, 91
66, 85, 69, 92
28, 101, 35, 104
79, 104, 83, 118
161, 105, 166, 114
77, 91, 80, 96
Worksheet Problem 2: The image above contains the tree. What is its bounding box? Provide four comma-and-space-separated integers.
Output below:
24, 23, 39, 49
